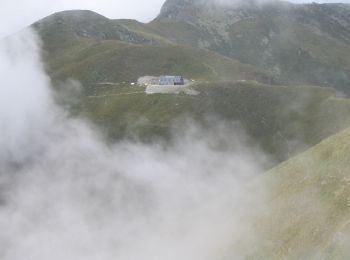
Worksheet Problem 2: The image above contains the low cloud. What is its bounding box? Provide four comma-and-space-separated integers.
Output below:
0, 30, 270, 259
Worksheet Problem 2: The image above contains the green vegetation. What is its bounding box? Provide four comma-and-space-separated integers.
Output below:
47, 40, 268, 92
245, 126, 350, 259
80, 81, 350, 164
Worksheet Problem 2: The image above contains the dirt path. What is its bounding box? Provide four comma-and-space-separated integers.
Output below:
87, 92, 144, 99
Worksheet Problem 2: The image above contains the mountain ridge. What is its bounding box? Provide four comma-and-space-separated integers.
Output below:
152, 0, 350, 93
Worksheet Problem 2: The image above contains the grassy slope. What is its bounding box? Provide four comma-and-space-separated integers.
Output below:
47, 39, 269, 92
81, 81, 350, 164
245, 126, 350, 259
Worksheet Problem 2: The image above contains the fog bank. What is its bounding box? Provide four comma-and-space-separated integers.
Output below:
0, 30, 270, 259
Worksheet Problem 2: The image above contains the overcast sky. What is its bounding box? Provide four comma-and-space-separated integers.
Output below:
0, 0, 350, 38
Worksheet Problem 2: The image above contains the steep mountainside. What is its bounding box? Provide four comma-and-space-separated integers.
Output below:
151, 0, 350, 94
245, 126, 350, 258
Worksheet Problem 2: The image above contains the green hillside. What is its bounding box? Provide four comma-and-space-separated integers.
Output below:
46, 40, 268, 92
243, 126, 350, 259
80, 81, 350, 164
